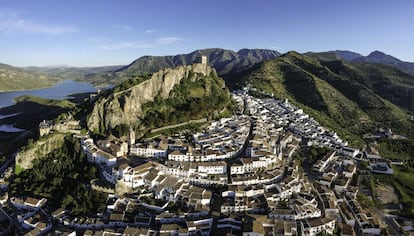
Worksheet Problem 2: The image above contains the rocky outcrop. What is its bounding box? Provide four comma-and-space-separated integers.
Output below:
15, 132, 65, 170
87, 63, 215, 133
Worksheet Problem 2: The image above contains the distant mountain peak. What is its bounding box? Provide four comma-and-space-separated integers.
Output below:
285, 50, 302, 57
333, 50, 363, 61
366, 50, 402, 65
308, 49, 414, 76
367, 50, 398, 59
368, 50, 387, 57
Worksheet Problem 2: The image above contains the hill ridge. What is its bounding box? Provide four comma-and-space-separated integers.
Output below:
240, 51, 414, 145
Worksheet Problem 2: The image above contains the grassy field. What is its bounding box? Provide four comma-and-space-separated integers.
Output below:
0, 63, 60, 92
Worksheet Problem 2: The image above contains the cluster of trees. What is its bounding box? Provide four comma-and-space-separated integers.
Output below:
307, 145, 331, 165
377, 139, 414, 161
10, 135, 107, 216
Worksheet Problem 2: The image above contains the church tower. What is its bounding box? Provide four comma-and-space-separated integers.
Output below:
128, 126, 136, 147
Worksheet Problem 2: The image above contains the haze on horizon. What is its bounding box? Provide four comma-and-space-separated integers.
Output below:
1, 0, 413, 67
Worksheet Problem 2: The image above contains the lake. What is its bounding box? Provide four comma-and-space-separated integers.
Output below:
0, 124, 25, 132
0, 80, 97, 109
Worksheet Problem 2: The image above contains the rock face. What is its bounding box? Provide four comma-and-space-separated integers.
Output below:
87, 63, 215, 133
16, 132, 65, 170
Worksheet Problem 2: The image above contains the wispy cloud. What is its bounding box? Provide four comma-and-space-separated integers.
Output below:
0, 8, 76, 35
0, 19, 76, 35
156, 37, 183, 44
98, 41, 153, 50
145, 29, 156, 34
98, 36, 184, 51
114, 24, 132, 31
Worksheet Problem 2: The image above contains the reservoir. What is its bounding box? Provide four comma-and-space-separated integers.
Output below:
0, 80, 97, 109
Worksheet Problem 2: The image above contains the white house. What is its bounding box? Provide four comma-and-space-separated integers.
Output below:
130, 142, 167, 158
300, 216, 336, 236
197, 161, 227, 174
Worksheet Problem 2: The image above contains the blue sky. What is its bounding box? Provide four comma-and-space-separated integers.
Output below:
0, 0, 413, 67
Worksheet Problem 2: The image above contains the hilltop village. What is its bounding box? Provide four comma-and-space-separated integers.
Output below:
0, 88, 405, 236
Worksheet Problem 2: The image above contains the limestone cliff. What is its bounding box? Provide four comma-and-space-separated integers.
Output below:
87, 63, 218, 134
16, 132, 66, 170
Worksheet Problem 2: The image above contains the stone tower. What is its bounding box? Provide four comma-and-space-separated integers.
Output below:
201, 55, 207, 64
196, 55, 208, 65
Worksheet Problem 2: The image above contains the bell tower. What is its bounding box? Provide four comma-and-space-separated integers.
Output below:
128, 126, 135, 147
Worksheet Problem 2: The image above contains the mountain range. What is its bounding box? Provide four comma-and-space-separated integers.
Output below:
88, 48, 414, 90
124, 48, 280, 75
2, 48, 414, 92
90, 48, 280, 87
308, 50, 414, 76
0, 48, 279, 90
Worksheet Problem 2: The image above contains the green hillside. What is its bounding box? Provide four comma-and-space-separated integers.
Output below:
14, 95, 75, 109
0, 63, 61, 92
24, 65, 123, 84
241, 51, 414, 146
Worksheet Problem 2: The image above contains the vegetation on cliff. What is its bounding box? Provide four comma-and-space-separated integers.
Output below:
11, 135, 107, 216
87, 63, 232, 137
15, 132, 66, 171
141, 71, 231, 130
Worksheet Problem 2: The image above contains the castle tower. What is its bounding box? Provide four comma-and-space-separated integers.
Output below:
195, 55, 208, 65
201, 55, 207, 64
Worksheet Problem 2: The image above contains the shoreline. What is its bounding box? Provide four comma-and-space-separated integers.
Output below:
0, 113, 21, 120
0, 80, 59, 93
0, 80, 98, 109
0, 124, 26, 133
0, 80, 111, 93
